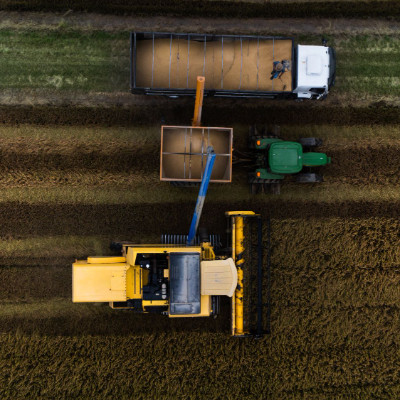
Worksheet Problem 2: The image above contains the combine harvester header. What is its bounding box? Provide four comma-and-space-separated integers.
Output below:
131, 32, 336, 100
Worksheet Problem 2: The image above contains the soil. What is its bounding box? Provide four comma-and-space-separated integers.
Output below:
0, 11, 400, 34
0, 102, 398, 126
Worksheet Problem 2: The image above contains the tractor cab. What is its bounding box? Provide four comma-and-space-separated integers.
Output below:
269, 141, 303, 174
269, 141, 331, 174
248, 125, 332, 194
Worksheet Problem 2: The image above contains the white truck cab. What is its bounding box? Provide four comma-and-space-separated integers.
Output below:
293, 45, 336, 100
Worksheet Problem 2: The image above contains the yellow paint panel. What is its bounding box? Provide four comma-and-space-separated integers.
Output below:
87, 256, 126, 264
110, 276, 125, 291
225, 211, 256, 216
72, 261, 128, 302
143, 300, 168, 307
168, 295, 211, 318
126, 266, 142, 299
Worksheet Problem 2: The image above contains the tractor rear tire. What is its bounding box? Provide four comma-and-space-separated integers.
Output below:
270, 182, 281, 195
298, 137, 323, 148
251, 182, 261, 194
296, 173, 323, 183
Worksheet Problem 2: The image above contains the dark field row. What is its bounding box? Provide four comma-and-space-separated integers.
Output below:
0, 200, 400, 239
1, 0, 400, 19
0, 104, 399, 126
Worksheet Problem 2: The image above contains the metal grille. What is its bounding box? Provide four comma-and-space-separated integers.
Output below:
161, 234, 221, 249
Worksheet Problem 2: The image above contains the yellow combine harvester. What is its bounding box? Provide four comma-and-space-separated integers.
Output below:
72, 211, 266, 337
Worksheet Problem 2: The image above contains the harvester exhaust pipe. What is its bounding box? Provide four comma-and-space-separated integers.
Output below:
192, 76, 205, 127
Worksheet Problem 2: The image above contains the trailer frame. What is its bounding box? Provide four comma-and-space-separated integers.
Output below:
131, 32, 297, 99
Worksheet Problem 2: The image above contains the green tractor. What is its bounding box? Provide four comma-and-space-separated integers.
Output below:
247, 125, 331, 194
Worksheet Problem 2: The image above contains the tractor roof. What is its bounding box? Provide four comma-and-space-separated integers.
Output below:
269, 141, 303, 174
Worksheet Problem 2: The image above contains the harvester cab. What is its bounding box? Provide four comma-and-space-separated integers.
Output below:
248, 125, 331, 194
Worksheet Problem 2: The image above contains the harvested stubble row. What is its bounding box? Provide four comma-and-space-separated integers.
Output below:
0, 125, 399, 192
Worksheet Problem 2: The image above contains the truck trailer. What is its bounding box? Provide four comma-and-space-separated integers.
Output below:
131, 32, 336, 100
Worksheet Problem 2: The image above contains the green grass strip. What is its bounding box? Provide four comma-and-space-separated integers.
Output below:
0, 30, 129, 91
0, 30, 399, 98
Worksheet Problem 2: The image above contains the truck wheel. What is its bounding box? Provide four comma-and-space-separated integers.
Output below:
298, 138, 323, 148
296, 173, 323, 183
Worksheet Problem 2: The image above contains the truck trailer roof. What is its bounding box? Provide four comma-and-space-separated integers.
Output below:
131, 32, 294, 96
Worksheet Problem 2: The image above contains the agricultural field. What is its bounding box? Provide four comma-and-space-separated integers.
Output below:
1, 4, 400, 400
